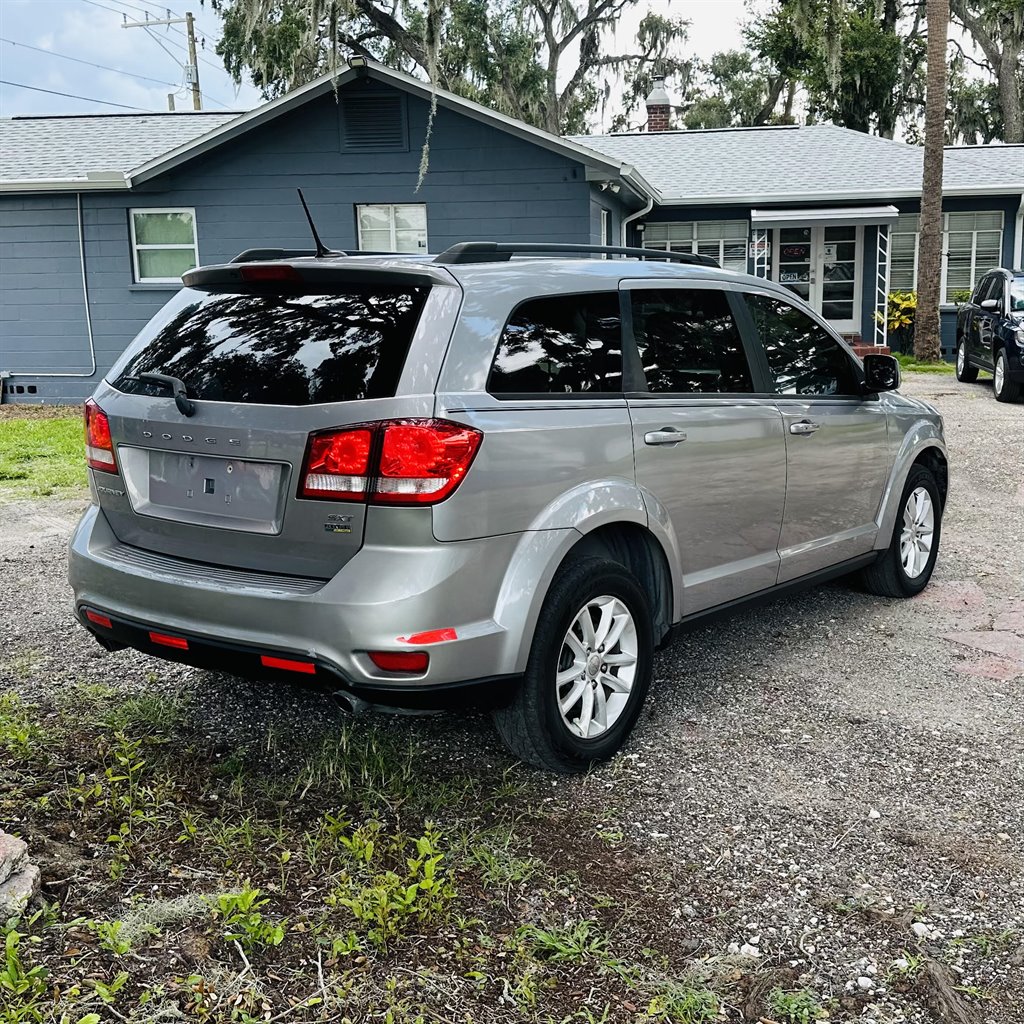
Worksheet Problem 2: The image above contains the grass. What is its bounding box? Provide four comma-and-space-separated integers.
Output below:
0, 407, 86, 498
1, 671, 816, 1024
1, 667, 1011, 1022
894, 353, 957, 375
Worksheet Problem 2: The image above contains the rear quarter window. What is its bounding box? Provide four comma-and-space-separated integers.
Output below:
112, 285, 429, 406
487, 292, 623, 396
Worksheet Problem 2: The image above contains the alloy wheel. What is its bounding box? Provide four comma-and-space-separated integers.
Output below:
995, 354, 1005, 396
956, 344, 965, 375
900, 486, 935, 580
556, 595, 638, 739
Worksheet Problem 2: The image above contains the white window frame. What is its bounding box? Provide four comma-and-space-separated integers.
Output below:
129, 207, 198, 284
889, 211, 1004, 304
356, 203, 428, 253
643, 220, 750, 273
600, 208, 611, 249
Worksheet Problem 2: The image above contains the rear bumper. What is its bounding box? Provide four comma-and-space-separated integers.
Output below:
69, 504, 528, 705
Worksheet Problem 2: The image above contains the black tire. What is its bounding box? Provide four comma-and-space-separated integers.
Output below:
492, 556, 653, 774
994, 348, 1022, 403
859, 464, 942, 598
955, 339, 979, 383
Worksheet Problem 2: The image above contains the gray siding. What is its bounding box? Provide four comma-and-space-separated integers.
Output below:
2, 83, 605, 402
0, 195, 95, 393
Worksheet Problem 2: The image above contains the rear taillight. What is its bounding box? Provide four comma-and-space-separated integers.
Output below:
84, 400, 117, 473
375, 420, 482, 504
299, 419, 481, 506
300, 428, 373, 500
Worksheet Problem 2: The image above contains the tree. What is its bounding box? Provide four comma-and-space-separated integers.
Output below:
208, 0, 691, 134
915, 0, 949, 364
682, 50, 790, 129
950, 0, 1024, 143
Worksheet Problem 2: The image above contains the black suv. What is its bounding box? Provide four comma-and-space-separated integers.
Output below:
955, 268, 1024, 402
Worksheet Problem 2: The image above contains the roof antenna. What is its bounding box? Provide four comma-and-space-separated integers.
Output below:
296, 188, 337, 258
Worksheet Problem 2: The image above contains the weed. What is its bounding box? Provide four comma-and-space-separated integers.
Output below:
467, 827, 541, 886
767, 987, 828, 1023
87, 970, 129, 1004
209, 888, 287, 952
0, 692, 40, 757
887, 951, 925, 983
0, 933, 48, 1003
85, 919, 132, 955
645, 980, 720, 1023
517, 920, 608, 963
326, 826, 456, 950
101, 693, 184, 737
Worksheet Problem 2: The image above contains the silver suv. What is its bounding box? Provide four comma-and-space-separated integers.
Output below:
69, 242, 948, 773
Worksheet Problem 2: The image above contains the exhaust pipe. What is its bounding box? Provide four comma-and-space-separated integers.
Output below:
332, 690, 374, 717
331, 690, 443, 718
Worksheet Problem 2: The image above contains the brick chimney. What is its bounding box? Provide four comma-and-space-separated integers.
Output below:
645, 75, 672, 132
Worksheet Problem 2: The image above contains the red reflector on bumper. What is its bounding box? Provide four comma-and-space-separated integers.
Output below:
399, 628, 457, 645
260, 655, 316, 675
149, 631, 189, 650
85, 610, 112, 629
369, 651, 429, 673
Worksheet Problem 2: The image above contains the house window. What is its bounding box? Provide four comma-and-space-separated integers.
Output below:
643, 221, 749, 273
600, 208, 611, 247
890, 215, 919, 292
357, 204, 427, 253
888, 211, 1003, 302
130, 209, 198, 283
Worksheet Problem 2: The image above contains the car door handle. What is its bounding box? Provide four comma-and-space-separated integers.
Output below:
644, 428, 687, 446
789, 420, 821, 436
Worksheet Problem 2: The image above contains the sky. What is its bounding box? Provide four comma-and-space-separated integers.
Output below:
0, 0, 752, 120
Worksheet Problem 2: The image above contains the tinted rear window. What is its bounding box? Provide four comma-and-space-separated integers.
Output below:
112, 286, 429, 405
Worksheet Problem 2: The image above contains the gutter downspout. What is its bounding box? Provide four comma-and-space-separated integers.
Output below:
621, 191, 654, 247
7, 192, 98, 382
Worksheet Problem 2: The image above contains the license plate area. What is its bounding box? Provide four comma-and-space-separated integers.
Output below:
118, 447, 288, 534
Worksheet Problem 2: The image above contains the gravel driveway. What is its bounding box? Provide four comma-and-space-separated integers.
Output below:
2, 372, 1022, 1022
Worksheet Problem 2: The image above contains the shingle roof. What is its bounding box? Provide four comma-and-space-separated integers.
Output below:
569, 123, 1023, 203
945, 144, 1024, 185
0, 111, 241, 185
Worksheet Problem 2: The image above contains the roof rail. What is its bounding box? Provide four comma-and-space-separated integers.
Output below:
433, 241, 720, 267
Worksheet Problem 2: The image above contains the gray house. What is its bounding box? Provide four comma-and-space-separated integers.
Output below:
1, 58, 1022, 402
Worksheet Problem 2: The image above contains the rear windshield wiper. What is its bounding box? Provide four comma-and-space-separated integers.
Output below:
137, 372, 195, 417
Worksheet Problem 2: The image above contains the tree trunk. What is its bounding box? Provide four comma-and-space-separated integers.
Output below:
915, 0, 948, 363
996, 39, 1023, 143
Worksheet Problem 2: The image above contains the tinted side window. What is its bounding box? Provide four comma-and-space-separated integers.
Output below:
983, 275, 1005, 305
631, 288, 753, 394
972, 275, 992, 304
745, 293, 860, 397
488, 293, 622, 395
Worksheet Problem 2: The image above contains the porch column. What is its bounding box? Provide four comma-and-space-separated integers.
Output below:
874, 224, 890, 349
752, 226, 770, 278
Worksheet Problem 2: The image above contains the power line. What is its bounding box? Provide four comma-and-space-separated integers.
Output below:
77, 0, 239, 109
136, 24, 234, 107
0, 36, 179, 88
0, 78, 153, 110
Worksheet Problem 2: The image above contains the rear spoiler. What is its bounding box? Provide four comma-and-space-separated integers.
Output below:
182, 261, 453, 289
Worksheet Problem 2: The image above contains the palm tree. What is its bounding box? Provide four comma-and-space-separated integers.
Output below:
914, 0, 949, 363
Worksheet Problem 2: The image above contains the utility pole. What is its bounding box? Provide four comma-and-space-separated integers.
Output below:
185, 12, 201, 112
122, 12, 202, 110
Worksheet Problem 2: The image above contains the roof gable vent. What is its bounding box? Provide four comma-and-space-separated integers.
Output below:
341, 92, 408, 152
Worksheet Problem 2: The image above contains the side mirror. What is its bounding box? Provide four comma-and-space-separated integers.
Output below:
863, 353, 901, 393
980, 298, 1002, 312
